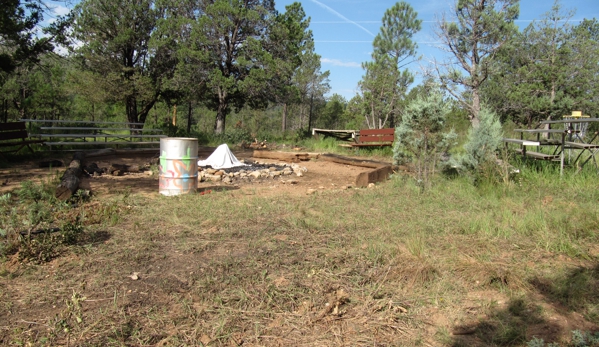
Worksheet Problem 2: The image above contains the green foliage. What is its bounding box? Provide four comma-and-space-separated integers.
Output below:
0, 0, 55, 74
436, 0, 519, 125
1, 179, 84, 263
451, 107, 503, 184
358, 1, 421, 129
528, 330, 599, 347
393, 89, 457, 189
209, 128, 253, 147
72, 0, 162, 125
483, 3, 599, 126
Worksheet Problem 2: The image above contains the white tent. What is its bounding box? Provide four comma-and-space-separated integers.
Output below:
197, 144, 247, 169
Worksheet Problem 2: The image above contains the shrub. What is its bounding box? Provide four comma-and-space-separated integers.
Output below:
450, 107, 504, 184
393, 89, 457, 189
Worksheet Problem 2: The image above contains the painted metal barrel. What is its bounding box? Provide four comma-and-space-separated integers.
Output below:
159, 137, 198, 196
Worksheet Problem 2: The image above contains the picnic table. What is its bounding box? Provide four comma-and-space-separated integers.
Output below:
503, 111, 599, 174
22, 119, 165, 150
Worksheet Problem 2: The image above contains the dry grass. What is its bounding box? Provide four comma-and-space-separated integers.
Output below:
1, 171, 599, 346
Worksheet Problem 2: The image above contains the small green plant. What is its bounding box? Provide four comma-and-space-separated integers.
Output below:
393, 88, 457, 190
528, 330, 599, 347
450, 107, 504, 185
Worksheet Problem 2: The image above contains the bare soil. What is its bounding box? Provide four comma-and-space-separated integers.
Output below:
0, 148, 378, 198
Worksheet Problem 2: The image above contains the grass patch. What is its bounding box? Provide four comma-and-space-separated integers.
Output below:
1, 165, 598, 346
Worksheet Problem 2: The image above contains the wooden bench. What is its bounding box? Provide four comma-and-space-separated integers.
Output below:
0, 121, 44, 156
23, 119, 166, 150
351, 128, 395, 147
514, 148, 560, 160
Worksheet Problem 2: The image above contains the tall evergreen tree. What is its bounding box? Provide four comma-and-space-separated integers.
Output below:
482, 2, 599, 125
358, 1, 421, 129
434, 0, 519, 127
291, 47, 330, 130
72, 0, 170, 129
171, 0, 305, 134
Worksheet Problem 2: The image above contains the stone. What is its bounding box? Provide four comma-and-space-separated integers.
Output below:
214, 170, 225, 176
206, 168, 217, 174
144, 171, 153, 176
368, 183, 375, 188
223, 176, 232, 184
204, 174, 222, 182
295, 171, 304, 177
249, 171, 262, 179
306, 189, 317, 195
269, 167, 277, 172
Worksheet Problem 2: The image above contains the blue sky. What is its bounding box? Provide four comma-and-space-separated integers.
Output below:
273, 0, 599, 101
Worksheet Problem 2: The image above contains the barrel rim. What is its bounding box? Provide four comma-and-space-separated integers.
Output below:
161, 137, 198, 141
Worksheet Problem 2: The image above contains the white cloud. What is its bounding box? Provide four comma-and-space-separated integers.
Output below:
52, 5, 71, 16
321, 58, 361, 68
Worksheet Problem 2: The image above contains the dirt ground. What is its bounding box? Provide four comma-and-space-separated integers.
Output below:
0, 148, 381, 198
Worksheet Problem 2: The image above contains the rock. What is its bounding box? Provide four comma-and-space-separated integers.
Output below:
206, 168, 217, 174
249, 171, 262, 179
295, 171, 304, 177
288, 180, 298, 185
204, 174, 222, 182
214, 170, 225, 176
269, 167, 278, 172
271, 171, 282, 177
368, 183, 375, 188
306, 189, 317, 195
222, 176, 232, 184
144, 171, 153, 176
283, 170, 293, 175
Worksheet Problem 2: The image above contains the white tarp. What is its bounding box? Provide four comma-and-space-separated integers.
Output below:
197, 143, 247, 169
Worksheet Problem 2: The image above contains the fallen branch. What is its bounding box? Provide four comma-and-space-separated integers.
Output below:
19, 227, 61, 236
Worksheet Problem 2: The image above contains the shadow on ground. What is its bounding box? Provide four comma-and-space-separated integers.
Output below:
530, 264, 599, 326
451, 297, 562, 346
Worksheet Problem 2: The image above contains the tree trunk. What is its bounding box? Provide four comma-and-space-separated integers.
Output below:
308, 94, 314, 130
281, 103, 287, 132
215, 88, 228, 134
471, 88, 481, 128
126, 95, 138, 125
187, 101, 192, 134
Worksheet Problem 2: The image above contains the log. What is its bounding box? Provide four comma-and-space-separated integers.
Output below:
319, 153, 390, 169
55, 152, 86, 201
355, 165, 393, 187
318, 153, 394, 187
109, 163, 140, 175
252, 150, 310, 162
